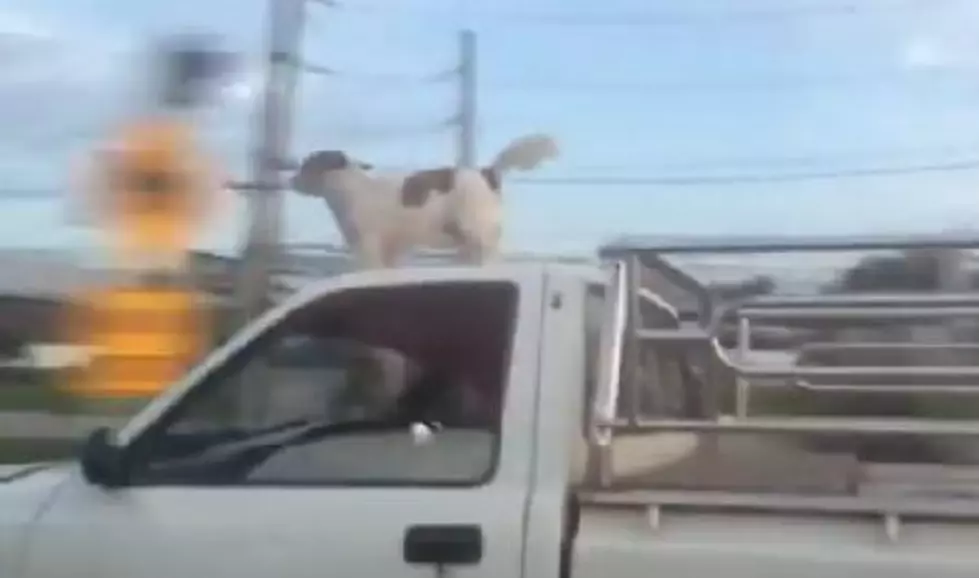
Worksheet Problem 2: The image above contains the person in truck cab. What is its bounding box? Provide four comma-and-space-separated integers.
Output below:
386, 365, 500, 430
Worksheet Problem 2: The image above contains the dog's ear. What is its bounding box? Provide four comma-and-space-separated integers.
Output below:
357, 161, 374, 171
291, 150, 352, 194
306, 150, 351, 172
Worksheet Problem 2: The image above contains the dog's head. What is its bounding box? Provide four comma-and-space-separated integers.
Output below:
290, 150, 374, 196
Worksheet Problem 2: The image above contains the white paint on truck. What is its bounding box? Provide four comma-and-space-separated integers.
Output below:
0, 261, 977, 578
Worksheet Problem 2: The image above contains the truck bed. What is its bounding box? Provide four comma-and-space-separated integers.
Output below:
571, 502, 979, 578
581, 432, 979, 501
572, 437, 979, 578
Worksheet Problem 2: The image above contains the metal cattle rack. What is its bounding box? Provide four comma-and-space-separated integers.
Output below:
583, 232, 979, 520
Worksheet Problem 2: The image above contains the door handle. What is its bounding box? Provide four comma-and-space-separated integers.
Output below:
403, 524, 483, 566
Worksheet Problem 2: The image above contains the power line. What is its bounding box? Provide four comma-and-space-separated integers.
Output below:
0, 189, 63, 200
482, 70, 979, 94
74, 156, 979, 201
329, 0, 956, 27
513, 158, 979, 186
555, 144, 979, 171
311, 2, 978, 95
298, 60, 458, 84
308, 118, 458, 140
351, 144, 979, 174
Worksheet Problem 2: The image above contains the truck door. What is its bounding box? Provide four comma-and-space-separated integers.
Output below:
24, 272, 546, 578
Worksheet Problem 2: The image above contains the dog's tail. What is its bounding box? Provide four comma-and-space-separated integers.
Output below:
489, 133, 559, 175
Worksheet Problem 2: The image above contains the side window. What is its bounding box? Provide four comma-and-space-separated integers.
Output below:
130, 281, 519, 487
164, 335, 405, 434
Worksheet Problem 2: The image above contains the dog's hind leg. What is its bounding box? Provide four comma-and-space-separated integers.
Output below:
476, 223, 502, 264
459, 232, 500, 266
458, 245, 484, 265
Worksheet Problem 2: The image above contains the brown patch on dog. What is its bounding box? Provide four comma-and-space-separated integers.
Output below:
480, 167, 500, 194
401, 167, 455, 207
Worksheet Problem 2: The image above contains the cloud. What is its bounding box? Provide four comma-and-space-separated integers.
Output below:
902, 36, 948, 70
899, 2, 979, 72
0, 4, 127, 78
0, 9, 56, 42
222, 77, 258, 103
0, 3, 264, 195
0, 5, 128, 125
218, 62, 264, 105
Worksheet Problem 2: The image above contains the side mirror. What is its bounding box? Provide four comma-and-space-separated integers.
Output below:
80, 427, 129, 488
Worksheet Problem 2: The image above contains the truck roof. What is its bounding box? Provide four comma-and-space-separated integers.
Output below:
284, 261, 607, 305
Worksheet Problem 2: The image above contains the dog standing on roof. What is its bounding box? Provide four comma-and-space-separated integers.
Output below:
290, 133, 559, 268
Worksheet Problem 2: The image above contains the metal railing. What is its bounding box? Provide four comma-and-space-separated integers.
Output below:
601, 231, 979, 326
587, 232, 979, 513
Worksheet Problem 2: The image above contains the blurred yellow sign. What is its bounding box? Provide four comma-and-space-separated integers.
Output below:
64, 115, 223, 399
88, 118, 218, 260
65, 286, 210, 398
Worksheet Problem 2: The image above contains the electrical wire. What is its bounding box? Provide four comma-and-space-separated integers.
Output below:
556, 144, 979, 172
0, 189, 66, 200
297, 116, 457, 141
327, 0, 954, 27
513, 158, 979, 186
8, 0, 978, 198
304, 2, 978, 94
482, 70, 979, 94
11, 157, 978, 199
299, 60, 458, 84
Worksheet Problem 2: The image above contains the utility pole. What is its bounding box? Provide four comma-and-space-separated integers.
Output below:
233, 0, 307, 331
233, 0, 308, 423
457, 29, 477, 168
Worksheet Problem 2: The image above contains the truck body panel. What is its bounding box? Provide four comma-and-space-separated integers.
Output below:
0, 465, 70, 578
18, 264, 550, 578
3, 235, 979, 577
572, 506, 979, 578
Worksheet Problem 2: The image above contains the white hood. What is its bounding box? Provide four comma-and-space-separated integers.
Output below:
0, 461, 73, 577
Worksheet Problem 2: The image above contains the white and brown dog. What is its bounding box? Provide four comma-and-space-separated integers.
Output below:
290, 133, 559, 268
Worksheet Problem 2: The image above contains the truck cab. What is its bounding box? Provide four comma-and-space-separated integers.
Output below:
6, 233, 979, 578
3, 261, 606, 578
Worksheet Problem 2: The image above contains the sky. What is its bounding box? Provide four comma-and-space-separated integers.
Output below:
3, 0, 979, 273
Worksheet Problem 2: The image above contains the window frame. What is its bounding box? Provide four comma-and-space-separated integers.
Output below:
582, 283, 606, 434
121, 280, 521, 490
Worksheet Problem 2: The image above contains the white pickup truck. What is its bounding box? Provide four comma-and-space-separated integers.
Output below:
5, 234, 979, 578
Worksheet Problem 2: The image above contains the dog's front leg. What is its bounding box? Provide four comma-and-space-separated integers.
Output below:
458, 227, 501, 265
352, 236, 387, 269
381, 241, 407, 268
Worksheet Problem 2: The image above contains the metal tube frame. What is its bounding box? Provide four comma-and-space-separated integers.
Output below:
588, 233, 979, 515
